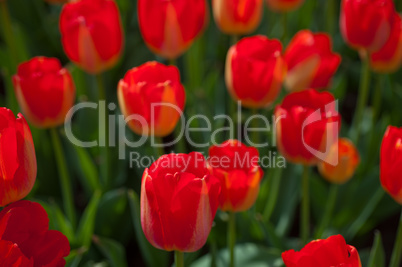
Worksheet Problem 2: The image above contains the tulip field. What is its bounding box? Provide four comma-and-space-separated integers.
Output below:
1, 0, 402, 266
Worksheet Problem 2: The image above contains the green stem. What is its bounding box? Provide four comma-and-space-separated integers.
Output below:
326, 0, 336, 34
169, 58, 177, 66
174, 251, 184, 267
263, 167, 283, 222
95, 74, 109, 189
231, 35, 239, 45
281, 13, 287, 43
301, 165, 310, 244
350, 57, 371, 143
153, 137, 165, 158
0, 1, 18, 112
314, 184, 338, 238
50, 128, 76, 228
346, 188, 384, 239
390, 209, 402, 267
250, 109, 259, 145
228, 212, 236, 267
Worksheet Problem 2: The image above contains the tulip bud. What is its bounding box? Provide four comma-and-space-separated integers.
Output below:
318, 138, 360, 184
212, 0, 263, 35
208, 140, 263, 212
225, 35, 286, 108
59, 0, 124, 74
266, 0, 305, 12
275, 89, 341, 165
369, 13, 402, 73
138, 0, 208, 59
141, 152, 221, 252
0, 108, 36, 207
340, 0, 395, 52
117, 61, 186, 137
12, 57, 76, 128
380, 126, 402, 204
282, 235, 362, 267
0, 200, 70, 265
284, 30, 341, 92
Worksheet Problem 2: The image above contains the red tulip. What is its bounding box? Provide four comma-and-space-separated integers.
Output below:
282, 235, 362, 267
13, 57, 76, 128
0, 200, 70, 266
380, 126, 402, 204
138, 0, 208, 59
370, 13, 402, 73
284, 30, 341, 92
275, 89, 340, 165
141, 152, 221, 252
225, 35, 286, 108
318, 138, 360, 184
340, 0, 395, 52
118, 61, 186, 137
208, 140, 263, 212
0, 108, 36, 207
0, 240, 33, 266
212, 0, 263, 35
266, 0, 304, 12
60, 0, 124, 74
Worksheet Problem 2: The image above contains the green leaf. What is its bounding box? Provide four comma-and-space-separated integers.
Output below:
367, 231, 385, 267
72, 144, 101, 194
65, 248, 86, 267
93, 236, 128, 267
191, 243, 283, 267
76, 190, 102, 248
127, 190, 169, 267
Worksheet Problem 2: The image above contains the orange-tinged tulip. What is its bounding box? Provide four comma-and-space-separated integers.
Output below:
226, 35, 286, 108
13, 57, 76, 128
117, 61, 186, 137
318, 138, 360, 184
340, 0, 395, 52
208, 140, 263, 212
59, 0, 124, 74
212, 0, 263, 35
0, 108, 36, 207
266, 0, 304, 12
370, 13, 402, 73
284, 30, 341, 92
275, 89, 341, 165
138, 0, 208, 59
282, 235, 362, 267
380, 126, 402, 204
141, 152, 221, 252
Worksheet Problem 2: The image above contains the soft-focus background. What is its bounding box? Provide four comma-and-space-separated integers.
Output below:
1, 0, 402, 266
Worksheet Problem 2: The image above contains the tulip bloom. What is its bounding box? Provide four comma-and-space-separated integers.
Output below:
141, 152, 221, 252
0, 240, 33, 266
318, 138, 360, 184
340, 0, 395, 52
370, 13, 402, 73
60, 0, 124, 74
208, 140, 263, 212
266, 0, 304, 12
0, 108, 36, 207
138, 0, 207, 60
275, 89, 341, 165
212, 0, 263, 35
118, 61, 186, 137
284, 30, 341, 92
226, 35, 286, 108
13, 57, 76, 128
0, 200, 70, 266
282, 235, 362, 267
380, 126, 402, 204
